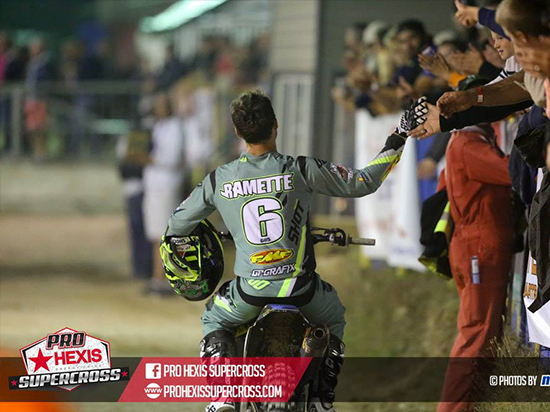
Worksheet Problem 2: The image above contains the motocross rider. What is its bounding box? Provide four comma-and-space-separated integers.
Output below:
162, 90, 422, 412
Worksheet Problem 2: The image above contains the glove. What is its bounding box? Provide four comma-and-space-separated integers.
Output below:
396, 96, 429, 135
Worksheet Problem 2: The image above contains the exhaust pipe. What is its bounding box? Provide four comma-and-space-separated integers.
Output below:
300, 325, 329, 357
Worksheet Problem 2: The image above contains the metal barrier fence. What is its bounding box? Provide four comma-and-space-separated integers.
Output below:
0, 77, 313, 163
272, 73, 314, 157
0, 81, 140, 159
329, 78, 356, 217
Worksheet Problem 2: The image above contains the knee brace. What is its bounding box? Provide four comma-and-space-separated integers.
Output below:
317, 334, 345, 404
200, 329, 237, 358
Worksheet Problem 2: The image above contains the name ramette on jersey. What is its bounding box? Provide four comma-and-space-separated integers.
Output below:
219, 173, 294, 199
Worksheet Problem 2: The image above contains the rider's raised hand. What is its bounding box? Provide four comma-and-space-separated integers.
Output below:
408, 102, 442, 139
396, 96, 429, 135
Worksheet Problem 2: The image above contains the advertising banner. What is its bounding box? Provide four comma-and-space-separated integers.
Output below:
355, 110, 424, 271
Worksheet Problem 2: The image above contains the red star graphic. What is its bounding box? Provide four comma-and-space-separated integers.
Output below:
121, 371, 128, 377
28, 348, 53, 372
10, 380, 17, 386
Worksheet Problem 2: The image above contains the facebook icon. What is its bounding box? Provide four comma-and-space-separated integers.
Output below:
145, 363, 162, 379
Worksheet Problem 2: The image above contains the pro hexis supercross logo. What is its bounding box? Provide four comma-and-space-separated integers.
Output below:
9, 327, 129, 391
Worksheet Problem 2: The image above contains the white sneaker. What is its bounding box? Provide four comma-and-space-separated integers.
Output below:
205, 401, 235, 412
308, 398, 335, 412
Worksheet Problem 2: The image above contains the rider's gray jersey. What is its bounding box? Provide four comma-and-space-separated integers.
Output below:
168, 133, 407, 292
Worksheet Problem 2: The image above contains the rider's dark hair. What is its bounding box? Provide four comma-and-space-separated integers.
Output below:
230, 90, 276, 144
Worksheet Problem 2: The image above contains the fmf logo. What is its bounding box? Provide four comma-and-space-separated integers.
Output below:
250, 249, 294, 265
10, 327, 129, 391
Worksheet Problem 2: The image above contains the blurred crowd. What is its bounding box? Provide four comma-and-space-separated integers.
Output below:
118, 35, 271, 294
331, 1, 550, 411
0, 32, 129, 160
0, 31, 270, 162
1, 27, 270, 294
332, 0, 521, 187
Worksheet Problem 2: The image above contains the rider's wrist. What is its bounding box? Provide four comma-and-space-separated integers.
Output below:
387, 132, 407, 150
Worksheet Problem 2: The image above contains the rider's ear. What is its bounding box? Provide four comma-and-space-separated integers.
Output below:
234, 126, 242, 139
271, 120, 278, 139
270, 119, 279, 139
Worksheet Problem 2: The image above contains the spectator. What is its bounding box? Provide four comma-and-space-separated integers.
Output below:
116, 127, 153, 281
495, 0, 549, 108
59, 39, 105, 157
253, 34, 271, 90
215, 37, 234, 74
156, 44, 187, 92
418, 39, 468, 89
0, 33, 27, 155
1, 37, 28, 155
0, 32, 27, 85
445, 42, 503, 80
137, 58, 157, 131
496, 0, 550, 313
363, 21, 392, 85
437, 113, 514, 412
192, 36, 218, 82
237, 39, 266, 87
332, 50, 364, 112
450, 0, 511, 81
348, 19, 436, 115
417, 132, 451, 180
60, 39, 80, 86
496, 0, 550, 79
393, 19, 434, 92
345, 22, 368, 57
0, 32, 10, 87
143, 93, 187, 294
24, 36, 56, 161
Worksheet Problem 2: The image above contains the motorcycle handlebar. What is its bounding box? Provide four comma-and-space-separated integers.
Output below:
348, 236, 376, 246
218, 228, 375, 247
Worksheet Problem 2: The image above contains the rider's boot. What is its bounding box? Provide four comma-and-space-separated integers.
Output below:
200, 330, 238, 412
308, 334, 345, 412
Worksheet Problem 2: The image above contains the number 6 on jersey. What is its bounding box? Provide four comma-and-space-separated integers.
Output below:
241, 197, 284, 245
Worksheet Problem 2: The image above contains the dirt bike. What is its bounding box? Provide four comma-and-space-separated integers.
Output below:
218, 227, 375, 412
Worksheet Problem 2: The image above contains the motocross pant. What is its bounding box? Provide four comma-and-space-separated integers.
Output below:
201, 272, 346, 340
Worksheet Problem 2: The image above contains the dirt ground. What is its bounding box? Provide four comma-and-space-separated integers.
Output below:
0, 162, 468, 412
0, 214, 448, 412
2, 162, 546, 412
0, 214, 205, 356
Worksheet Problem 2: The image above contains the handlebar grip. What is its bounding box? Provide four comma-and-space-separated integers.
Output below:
348, 237, 376, 246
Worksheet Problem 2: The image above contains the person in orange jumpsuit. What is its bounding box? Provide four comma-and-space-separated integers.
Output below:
436, 124, 514, 412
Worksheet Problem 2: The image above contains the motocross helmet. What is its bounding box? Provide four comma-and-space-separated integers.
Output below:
160, 220, 224, 301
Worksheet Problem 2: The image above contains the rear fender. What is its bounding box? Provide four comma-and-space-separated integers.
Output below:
243, 304, 311, 357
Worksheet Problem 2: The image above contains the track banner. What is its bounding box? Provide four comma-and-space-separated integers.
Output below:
354, 110, 424, 271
